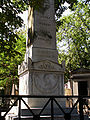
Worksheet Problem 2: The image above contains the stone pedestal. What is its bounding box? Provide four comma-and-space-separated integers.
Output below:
18, 58, 65, 108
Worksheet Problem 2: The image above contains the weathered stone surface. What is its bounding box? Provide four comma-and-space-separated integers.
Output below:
27, 0, 58, 62
33, 0, 56, 49
33, 60, 65, 71
31, 47, 58, 62
18, 59, 65, 108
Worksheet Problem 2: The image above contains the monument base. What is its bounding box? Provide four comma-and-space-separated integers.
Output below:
18, 58, 65, 109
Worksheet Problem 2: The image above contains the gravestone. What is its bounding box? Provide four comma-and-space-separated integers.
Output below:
18, 0, 65, 108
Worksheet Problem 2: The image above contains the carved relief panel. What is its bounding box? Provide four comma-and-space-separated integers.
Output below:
32, 72, 62, 95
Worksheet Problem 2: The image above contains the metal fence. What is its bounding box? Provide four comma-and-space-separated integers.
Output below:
0, 95, 90, 120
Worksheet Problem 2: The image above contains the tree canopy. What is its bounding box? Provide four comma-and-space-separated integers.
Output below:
57, 1, 90, 81
0, 0, 45, 57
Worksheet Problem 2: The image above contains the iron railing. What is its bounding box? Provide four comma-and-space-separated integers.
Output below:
0, 95, 90, 120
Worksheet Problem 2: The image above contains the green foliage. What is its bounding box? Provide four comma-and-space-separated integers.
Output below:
0, 30, 26, 91
57, 1, 90, 81
55, 0, 78, 31
0, 0, 25, 56
0, 0, 44, 57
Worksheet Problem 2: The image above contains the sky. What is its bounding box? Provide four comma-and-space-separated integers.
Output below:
19, 10, 28, 25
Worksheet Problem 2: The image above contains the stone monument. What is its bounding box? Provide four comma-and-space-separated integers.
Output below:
18, 0, 65, 108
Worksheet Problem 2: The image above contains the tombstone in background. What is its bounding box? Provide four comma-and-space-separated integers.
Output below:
18, 0, 65, 108
71, 68, 90, 96
11, 84, 18, 95
71, 68, 90, 111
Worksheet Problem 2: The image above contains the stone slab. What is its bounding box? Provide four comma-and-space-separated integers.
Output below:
30, 47, 58, 63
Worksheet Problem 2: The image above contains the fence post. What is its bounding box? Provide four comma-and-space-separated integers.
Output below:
51, 98, 54, 120
18, 97, 21, 120
79, 97, 84, 120
64, 113, 71, 120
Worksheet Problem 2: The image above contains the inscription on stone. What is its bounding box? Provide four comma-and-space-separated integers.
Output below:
43, 0, 50, 11
33, 48, 58, 62
33, 0, 56, 48
39, 61, 54, 70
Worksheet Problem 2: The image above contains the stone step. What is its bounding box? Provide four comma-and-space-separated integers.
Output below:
5, 107, 89, 120
21, 107, 78, 116
9, 115, 78, 120
9, 114, 89, 120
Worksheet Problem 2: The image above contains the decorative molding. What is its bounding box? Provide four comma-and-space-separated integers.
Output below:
18, 57, 32, 75
33, 60, 65, 72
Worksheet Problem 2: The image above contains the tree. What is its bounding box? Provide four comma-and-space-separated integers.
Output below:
0, 30, 26, 93
55, 0, 78, 31
0, 0, 44, 57
57, 1, 90, 81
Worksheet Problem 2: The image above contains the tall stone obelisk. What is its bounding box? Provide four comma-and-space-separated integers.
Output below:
18, 0, 65, 108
